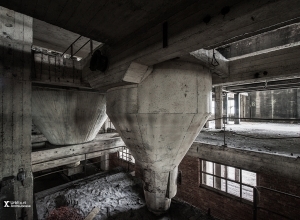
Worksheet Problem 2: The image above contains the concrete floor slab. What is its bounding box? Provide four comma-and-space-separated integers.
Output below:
196, 122, 300, 157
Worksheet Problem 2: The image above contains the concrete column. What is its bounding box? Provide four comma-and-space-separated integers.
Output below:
215, 86, 223, 129
234, 93, 240, 124
223, 92, 228, 124
100, 154, 109, 171
0, 7, 33, 219
106, 60, 211, 214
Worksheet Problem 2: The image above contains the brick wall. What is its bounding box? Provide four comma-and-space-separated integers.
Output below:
176, 155, 252, 220
176, 155, 300, 220
256, 173, 300, 220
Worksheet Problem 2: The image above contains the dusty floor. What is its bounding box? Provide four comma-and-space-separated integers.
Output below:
197, 121, 300, 157
35, 171, 216, 220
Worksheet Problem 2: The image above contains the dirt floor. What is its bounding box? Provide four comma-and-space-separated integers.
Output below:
196, 121, 300, 157
35, 171, 216, 220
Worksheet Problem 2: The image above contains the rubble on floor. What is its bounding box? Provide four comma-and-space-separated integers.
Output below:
35, 171, 216, 220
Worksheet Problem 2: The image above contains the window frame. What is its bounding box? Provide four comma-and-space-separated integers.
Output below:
199, 158, 257, 204
118, 148, 135, 164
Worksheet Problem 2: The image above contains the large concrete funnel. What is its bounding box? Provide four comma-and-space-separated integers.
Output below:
106, 60, 211, 214
32, 87, 107, 145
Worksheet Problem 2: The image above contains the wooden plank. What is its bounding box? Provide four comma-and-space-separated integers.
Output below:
84, 207, 100, 220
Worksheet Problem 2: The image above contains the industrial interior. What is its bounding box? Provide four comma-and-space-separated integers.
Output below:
0, 1, 300, 219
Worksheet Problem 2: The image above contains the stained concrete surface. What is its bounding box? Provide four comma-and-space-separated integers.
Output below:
106, 60, 212, 213
35, 171, 216, 220
197, 122, 300, 157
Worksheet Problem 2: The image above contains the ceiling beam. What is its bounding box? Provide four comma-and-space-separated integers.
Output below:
217, 22, 300, 60
225, 78, 300, 92
86, 0, 300, 89
213, 44, 300, 86
190, 49, 229, 78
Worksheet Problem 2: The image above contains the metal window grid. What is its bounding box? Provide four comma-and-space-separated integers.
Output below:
199, 159, 257, 202
118, 148, 135, 164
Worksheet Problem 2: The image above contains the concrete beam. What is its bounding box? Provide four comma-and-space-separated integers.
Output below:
86, 60, 153, 90
87, 0, 300, 89
190, 49, 229, 78
213, 44, 300, 86
31, 135, 125, 172
187, 142, 300, 181
225, 78, 300, 93
33, 19, 102, 59
217, 22, 300, 60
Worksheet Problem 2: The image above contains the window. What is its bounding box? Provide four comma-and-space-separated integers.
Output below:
118, 148, 135, 164
200, 159, 256, 202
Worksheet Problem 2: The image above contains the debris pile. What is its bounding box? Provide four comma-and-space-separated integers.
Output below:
46, 207, 83, 220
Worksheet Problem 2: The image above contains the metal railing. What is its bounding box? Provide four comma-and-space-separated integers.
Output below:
207, 116, 300, 147
253, 186, 300, 220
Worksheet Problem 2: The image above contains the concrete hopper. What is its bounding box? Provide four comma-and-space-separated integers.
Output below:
32, 87, 107, 145
106, 60, 211, 214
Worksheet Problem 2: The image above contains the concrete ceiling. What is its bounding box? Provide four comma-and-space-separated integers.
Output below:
2, 0, 198, 46
2, 0, 300, 90
33, 18, 102, 58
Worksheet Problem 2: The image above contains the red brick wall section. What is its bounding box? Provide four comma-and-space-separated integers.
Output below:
256, 173, 300, 220
176, 155, 253, 220
175, 155, 300, 220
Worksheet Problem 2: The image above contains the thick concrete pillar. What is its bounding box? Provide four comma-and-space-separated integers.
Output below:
234, 93, 240, 124
106, 60, 211, 214
32, 88, 108, 145
223, 92, 228, 124
0, 7, 33, 219
215, 86, 223, 129
100, 154, 109, 171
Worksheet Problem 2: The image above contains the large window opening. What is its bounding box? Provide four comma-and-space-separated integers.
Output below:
200, 159, 257, 202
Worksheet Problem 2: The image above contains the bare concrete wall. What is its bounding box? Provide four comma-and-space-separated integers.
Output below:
242, 88, 300, 120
